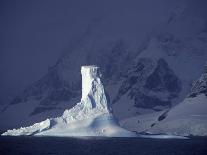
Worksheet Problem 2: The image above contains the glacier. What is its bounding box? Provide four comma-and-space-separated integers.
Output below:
2, 66, 136, 137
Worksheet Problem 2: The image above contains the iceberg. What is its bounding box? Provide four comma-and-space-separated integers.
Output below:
2, 66, 135, 137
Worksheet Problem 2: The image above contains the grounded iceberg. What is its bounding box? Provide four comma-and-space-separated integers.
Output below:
2, 66, 135, 137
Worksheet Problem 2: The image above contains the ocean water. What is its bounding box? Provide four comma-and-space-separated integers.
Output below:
0, 136, 207, 155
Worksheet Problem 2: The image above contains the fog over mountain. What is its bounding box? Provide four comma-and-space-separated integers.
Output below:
2, 0, 205, 105
1, 0, 207, 134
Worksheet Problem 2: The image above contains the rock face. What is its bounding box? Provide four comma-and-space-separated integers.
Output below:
113, 58, 181, 110
2, 66, 135, 137
189, 64, 207, 98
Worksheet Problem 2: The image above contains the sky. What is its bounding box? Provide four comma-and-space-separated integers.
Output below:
0, 0, 90, 104
0, 0, 207, 105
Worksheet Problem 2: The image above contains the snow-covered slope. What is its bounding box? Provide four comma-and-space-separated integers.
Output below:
149, 94, 207, 136
146, 67, 207, 136
120, 64, 207, 136
1, 0, 207, 131
2, 66, 135, 137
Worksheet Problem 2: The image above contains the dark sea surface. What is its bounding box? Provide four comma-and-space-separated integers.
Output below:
0, 136, 207, 155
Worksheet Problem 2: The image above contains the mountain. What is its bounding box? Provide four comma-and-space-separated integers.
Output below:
120, 65, 207, 136
147, 66, 207, 136
1, 0, 207, 132
2, 66, 135, 137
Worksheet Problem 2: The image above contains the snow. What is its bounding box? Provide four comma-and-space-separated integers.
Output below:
120, 92, 207, 136
119, 69, 207, 136
149, 94, 207, 136
1, 0, 207, 133
2, 66, 189, 139
120, 111, 164, 132
2, 66, 135, 137
147, 69, 207, 136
